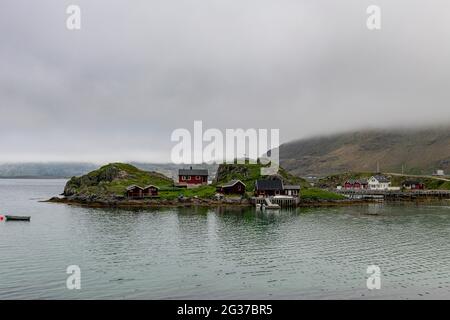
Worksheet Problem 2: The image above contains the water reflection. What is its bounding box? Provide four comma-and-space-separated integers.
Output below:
1, 179, 450, 299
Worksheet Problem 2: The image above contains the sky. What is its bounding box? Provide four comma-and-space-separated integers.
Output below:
1, 0, 450, 163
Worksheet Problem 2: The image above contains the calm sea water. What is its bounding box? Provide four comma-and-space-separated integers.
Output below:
0, 179, 450, 299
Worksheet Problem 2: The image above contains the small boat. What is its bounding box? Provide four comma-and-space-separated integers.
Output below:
5, 215, 31, 221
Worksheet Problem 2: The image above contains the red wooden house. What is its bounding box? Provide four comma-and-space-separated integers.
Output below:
402, 180, 425, 190
178, 167, 208, 185
344, 179, 368, 190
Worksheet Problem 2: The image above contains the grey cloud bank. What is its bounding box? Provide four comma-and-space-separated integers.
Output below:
1, 0, 450, 163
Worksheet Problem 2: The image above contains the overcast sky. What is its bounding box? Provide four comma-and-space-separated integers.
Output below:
1, 0, 450, 163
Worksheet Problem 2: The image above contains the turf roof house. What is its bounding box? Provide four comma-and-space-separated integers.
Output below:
217, 180, 246, 195
126, 185, 159, 199
178, 167, 208, 186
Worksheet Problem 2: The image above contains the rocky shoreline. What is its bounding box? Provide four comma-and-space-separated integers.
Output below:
45, 196, 378, 209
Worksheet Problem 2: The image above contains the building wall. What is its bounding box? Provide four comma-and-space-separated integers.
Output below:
344, 182, 368, 190
403, 184, 424, 190
143, 187, 158, 197
255, 190, 282, 196
368, 181, 391, 190
283, 189, 299, 196
179, 175, 208, 184
127, 189, 143, 198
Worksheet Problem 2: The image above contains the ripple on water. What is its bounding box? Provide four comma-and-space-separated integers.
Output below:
1, 180, 450, 299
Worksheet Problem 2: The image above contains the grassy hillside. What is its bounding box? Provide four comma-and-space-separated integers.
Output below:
213, 162, 350, 200
64, 163, 174, 197
279, 126, 450, 176
214, 162, 310, 190
301, 188, 346, 201
63, 162, 349, 202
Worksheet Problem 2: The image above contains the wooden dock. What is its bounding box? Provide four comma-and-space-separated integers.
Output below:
337, 189, 450, 200
252, 196, 299, 208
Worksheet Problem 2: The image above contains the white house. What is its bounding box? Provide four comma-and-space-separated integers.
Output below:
368, 175, 391, 190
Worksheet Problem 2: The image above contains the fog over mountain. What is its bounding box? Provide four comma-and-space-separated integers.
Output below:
1, 1, 450, 163
280, 126, 450, 177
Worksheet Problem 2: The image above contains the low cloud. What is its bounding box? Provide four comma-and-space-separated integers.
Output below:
1, 0, 450, 163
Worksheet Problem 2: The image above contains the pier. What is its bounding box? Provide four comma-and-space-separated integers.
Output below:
252, 196, 299, 208
337, 189, 450, 200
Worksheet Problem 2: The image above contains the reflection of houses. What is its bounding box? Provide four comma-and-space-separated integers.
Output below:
126, 185, 159, 199
217, 180, 246, 195
178, 167, 208, 186
368, 175, 391, 190
402, 180, 425, 190
344, 179, 368, 190
254, 178, 300, 197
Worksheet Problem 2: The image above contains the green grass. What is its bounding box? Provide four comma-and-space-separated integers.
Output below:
65, 163, 174, 197
215, 162, 310, 191
67, 162, 356, 202
301, 188, 346, 201
158, 186, 217, 200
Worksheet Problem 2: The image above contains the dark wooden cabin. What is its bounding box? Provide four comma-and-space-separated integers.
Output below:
126, 185, 144, 199
217, 180, 246, 195
142, 185, 159, 197
255, 178, 283, 196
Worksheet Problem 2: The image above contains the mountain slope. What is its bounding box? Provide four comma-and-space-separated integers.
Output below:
280, 126, 450, 176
